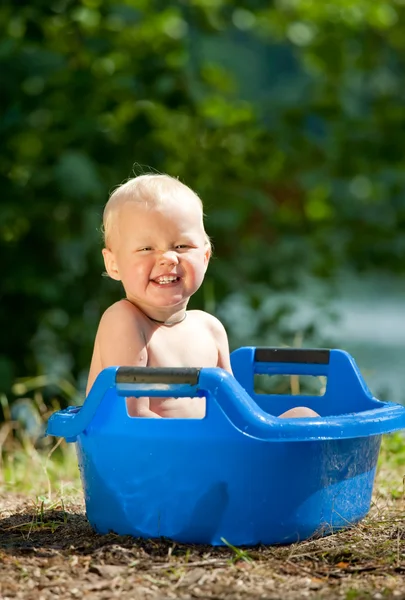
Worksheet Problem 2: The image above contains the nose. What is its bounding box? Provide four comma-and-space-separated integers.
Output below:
159, 250, 179, 266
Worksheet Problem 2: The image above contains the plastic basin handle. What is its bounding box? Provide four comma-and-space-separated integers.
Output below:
115, 366, 202, 397
253, 347, 330, 377
46, 366, 205, 440
255, 348, 330, 365
116, 366, 201, 385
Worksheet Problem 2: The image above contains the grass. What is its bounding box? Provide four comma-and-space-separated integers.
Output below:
2, 496, 69, 535
376, 432, 405, 500
1, 439, 80, 499
0, 386, 81, 500
220, 538, 254, 564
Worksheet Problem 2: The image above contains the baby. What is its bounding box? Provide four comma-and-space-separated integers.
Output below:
87, 174, 318, 419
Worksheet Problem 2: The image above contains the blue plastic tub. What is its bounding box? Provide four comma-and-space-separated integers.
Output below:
46, 347, 405, 546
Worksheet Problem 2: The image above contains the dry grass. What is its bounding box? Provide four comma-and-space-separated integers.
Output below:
0, 490, 404, 599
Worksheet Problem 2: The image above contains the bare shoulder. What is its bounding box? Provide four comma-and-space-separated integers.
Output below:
95, 300, 147, 351
188, 310, 227, 337
95, 299, 148, 363
87, 300, 148, 394
101, 298, 142, 319
99, 299, 144, 330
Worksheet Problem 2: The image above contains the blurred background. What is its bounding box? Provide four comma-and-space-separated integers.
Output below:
1, 0, 405, 426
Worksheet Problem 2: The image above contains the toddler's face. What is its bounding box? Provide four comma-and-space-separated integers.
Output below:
103, 198, 210, 314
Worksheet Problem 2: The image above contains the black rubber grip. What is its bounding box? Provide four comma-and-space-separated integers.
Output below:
254, 348, 330, 364
116, 367, 201, 385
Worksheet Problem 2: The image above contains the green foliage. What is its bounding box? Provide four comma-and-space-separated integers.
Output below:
1, 0, 405, 398
377, 432, 405, 499
379, 431, 405, 469
220, 537, 253, 564
1, 438, 80, 497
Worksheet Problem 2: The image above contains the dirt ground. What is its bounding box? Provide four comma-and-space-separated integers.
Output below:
0, 492, 404, 600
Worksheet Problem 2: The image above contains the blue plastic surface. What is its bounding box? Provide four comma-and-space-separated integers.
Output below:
46, 348, 405, 545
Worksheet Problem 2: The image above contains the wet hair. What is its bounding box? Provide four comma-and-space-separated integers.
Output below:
102, 173, 210, 249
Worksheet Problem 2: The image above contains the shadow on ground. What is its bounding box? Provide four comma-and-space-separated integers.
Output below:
0, 503, 226, 561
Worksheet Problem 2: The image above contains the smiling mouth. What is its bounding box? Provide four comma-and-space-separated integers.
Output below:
152, 275, 181, 285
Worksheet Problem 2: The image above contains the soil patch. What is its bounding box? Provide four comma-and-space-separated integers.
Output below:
1, 492, 404, 599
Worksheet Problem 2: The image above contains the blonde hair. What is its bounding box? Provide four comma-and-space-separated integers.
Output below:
103, 173, 210, 249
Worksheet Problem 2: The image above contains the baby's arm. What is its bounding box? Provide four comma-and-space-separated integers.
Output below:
207, 315, 233, 373
93, 301, 161, 418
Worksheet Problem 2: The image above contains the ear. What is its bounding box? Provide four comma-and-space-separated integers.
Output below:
203, 244, 211, 270
102, 248, 121, 281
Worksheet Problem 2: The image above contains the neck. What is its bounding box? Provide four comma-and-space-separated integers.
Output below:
123, 298, 187, 326
147, 312, 187, 326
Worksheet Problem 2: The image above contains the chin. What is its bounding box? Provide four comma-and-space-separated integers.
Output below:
152, 297, 187, 308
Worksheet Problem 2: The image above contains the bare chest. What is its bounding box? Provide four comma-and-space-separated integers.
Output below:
146, 323, 218, 369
